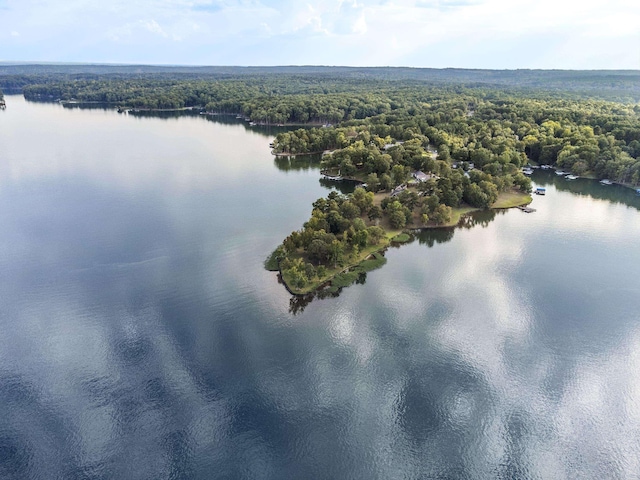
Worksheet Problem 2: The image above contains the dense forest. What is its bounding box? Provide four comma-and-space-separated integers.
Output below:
1, 64, 639, 293
265, 79, 639, 292
1, 64, 639, 101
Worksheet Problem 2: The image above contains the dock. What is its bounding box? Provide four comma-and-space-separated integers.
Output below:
517, 206, 536, 213
322, 174, 344, 181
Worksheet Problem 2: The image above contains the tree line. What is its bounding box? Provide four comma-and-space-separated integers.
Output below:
272, 90, 640, 186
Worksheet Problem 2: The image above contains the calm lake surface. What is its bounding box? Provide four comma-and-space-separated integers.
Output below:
1, 95, 640, 479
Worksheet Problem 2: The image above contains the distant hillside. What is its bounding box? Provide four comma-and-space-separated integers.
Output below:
0, 64, 638, 102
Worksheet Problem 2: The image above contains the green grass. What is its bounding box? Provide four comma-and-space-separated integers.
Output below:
326, 252, 387, 293
421, 206, 477, 228
264, 248, 281, 271
329, 271, 361, 291
284, 245, 390, 295
391, 233, 412, 243
492, 191, 532, 209
357, 251, 387, 271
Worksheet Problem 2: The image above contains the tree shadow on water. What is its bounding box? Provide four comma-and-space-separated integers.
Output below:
285, 210, 504, 314
287, 271, 368, 315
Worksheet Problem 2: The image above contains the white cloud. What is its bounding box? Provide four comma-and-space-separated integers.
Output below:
140, 19, 168, 37
0, 0, 638, 67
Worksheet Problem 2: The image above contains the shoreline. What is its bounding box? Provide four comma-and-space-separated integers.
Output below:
272, 150, 324, 157
275, 191, 532, 295
23, 98, 331, 127
275, 233, 398, 296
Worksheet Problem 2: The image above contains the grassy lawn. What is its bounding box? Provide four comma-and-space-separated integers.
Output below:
264, 249, 280, 271
326, 251, 387, 293
440, 206, 477, 227
391, 233, 412, 243
491, 191, 532, 209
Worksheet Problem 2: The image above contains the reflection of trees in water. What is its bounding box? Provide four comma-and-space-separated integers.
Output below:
415, 228, 455, 248
460, 209, 504, 229
272, 156, 360, 194
60, 102, 114, 112
130, 110, 290, 135
533, 171, 640, 211
416, 209, 503, 246
289, 210, 506, 313
286, 271, 368, 315
318, 178, 358, 194
44, 101, 291, 137
273, 154, 322, 172
289, 288, 341, 315
128, 109, 199, 119
202, 115, 292, 136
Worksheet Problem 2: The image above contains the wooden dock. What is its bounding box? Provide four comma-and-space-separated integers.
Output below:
517, 206, 536, 213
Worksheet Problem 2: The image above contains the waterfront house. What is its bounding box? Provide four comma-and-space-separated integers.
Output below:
390, 184, 407, 197
412, 171, 430, 182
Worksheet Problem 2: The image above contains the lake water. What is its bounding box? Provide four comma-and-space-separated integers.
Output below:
1, 95, 640, 479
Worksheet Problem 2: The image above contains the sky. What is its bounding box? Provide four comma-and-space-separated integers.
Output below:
1, 0, 639, 69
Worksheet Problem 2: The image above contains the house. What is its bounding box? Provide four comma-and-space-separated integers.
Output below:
383, 141, 404, 151
412, 171, 431, 182
390, 184, 407, 197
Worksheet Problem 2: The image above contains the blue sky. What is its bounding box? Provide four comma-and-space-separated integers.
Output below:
1, 0, 639, 69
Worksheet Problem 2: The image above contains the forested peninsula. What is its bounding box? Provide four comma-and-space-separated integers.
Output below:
260, 76, 640, 294
1, 65, 638, 294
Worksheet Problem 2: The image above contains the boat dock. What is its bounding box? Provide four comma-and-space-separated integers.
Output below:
517, 206, 536, 213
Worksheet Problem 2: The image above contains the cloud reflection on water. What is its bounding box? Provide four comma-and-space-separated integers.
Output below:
2, 97, 640, 477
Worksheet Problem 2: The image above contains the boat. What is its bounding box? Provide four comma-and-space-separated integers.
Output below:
555, 170, 567, 175
541, 165, 552, 170
535, 187, 546, 195
522, 168, 533, 175
600, 179, 613, 185
636, 188, 640, 195
565, 175, 578, 180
